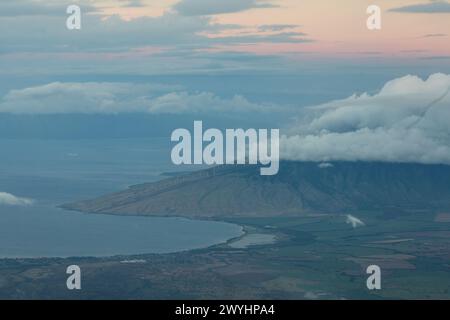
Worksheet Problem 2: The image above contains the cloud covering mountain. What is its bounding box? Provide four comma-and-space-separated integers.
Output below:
281, 73, 450, 165
2, 73, 450, 166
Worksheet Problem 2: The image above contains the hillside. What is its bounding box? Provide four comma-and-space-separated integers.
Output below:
62, 162, 450, 218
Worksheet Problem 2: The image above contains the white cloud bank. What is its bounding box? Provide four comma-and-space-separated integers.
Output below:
0, 82, 284, 115
0, 192, 34, 206
281, 73, 450, 165
2, 74, 450, 167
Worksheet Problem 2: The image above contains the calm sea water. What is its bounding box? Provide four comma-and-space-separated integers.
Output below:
0, 138, 242, 258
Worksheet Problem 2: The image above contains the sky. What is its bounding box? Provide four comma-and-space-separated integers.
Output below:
1, 0, 450, 165
0, 0, 449, 76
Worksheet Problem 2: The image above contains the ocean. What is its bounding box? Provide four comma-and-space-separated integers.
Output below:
0, 138, 242, 258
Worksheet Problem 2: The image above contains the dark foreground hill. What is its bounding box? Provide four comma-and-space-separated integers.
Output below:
62, 162, 450, 218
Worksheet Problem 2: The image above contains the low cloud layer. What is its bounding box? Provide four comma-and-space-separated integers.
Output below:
0, 192, 34, 206
3, 74, 450, 167
281, 73, 450, 165
0, 82, 284, 115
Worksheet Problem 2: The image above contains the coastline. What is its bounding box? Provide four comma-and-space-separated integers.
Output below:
0, 206, 248, 261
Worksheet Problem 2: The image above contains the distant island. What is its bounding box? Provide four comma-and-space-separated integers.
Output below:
62, 161, 450, 218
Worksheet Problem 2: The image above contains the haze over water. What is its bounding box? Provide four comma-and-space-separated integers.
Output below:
0, 138, 243, 258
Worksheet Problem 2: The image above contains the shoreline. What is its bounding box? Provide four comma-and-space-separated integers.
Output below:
0, 206, 248, 262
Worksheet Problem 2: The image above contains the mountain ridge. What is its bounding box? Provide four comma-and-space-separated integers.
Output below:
62, 161, 450, 218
